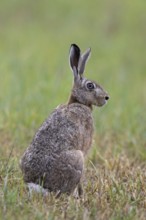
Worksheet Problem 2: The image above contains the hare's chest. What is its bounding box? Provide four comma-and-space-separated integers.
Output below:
77, 115, 94, 153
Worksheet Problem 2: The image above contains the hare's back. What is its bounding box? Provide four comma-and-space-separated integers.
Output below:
33, 103, 93, 153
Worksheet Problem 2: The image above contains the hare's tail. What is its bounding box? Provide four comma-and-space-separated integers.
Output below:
27, 182, 49, 196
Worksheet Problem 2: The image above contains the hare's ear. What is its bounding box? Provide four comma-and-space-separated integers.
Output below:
69, 44, 81, 80
78, 48, 91, 76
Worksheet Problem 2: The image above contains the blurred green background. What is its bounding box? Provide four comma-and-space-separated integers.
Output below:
0, 0, 146, 157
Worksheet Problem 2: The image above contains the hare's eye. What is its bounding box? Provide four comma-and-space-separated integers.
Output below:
86, 82, 95, 90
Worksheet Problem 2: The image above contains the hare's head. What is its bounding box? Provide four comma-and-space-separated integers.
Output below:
68, 44, 109, 109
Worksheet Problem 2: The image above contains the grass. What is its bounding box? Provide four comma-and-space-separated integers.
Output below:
0, 0, 146, 219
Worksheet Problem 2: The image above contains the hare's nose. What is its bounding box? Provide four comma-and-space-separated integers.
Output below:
105, 96, 109, 100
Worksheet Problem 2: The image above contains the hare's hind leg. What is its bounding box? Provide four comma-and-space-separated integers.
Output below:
45, 150, 84, 195
57, 149, 84, 195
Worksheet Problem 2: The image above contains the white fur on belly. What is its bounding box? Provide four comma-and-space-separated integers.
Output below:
27, 183, 49, 196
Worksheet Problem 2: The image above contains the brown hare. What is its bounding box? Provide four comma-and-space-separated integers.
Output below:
20, 44, 109, 197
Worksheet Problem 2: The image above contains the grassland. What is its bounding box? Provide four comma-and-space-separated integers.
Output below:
0, 0, 146, 219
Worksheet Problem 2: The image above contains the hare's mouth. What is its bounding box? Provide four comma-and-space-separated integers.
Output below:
95, 94, 109, 107
95, 99, 108, 107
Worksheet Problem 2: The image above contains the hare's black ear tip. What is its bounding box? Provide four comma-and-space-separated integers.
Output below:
70, 44, 80, 50
71, 43, 78, 47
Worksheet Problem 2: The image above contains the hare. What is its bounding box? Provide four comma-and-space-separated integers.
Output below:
20, 44, 109, 197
